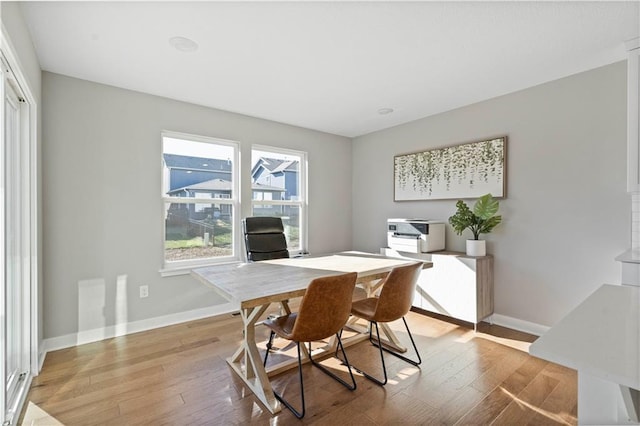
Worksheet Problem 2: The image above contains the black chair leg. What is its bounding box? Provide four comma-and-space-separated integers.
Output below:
337, 321, 388, 385
264, 329, 360, 418
270, 342, 306, 419
264, 333, 357, 419
346, 317, 422, 386
263, 331, 275, 367
370, 317, 422, 367
308, 331, 357, 391
362, 321, 389, 385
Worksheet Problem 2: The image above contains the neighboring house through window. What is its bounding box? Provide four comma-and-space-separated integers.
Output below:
251, 146, 307, 253
162, 132, 239, 269
161, 134, 308, 271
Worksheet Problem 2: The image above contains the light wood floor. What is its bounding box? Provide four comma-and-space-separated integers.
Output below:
20, 311, 577, 425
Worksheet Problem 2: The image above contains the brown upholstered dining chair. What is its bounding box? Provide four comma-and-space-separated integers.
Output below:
262, 272, 358, 419
348, 261, 423, 386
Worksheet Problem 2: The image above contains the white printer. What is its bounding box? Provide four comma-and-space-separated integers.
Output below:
387, 219, 445, 253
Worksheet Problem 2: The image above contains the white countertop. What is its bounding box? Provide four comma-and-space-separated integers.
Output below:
529, 284, 640, 390
616, 249, 640, 264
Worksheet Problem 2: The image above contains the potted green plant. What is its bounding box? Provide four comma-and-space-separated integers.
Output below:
448, 193, 502, 256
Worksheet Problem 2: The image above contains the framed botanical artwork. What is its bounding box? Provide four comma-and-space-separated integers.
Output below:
394, 136, 507, 201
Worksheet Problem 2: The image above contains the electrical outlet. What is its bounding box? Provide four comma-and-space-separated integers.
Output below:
139, 285, 149, 298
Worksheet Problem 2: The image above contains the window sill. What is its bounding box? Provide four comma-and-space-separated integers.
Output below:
159, 259, 242, 277
160, 252, 309, 277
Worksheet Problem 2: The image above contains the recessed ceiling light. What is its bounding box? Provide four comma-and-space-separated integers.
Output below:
169, 36, 199, 53
378, 108, 394, 115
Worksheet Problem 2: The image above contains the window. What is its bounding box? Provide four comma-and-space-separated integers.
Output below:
162, 132, 239, 269
251, 146, 307, 253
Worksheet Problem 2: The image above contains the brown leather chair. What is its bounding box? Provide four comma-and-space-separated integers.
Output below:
348, 262, 423, 385
263, 272, 358, 418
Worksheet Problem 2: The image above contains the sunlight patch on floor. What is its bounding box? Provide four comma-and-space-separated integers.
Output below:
500, 386, 576, 425
477, 332, 532, 352
455, 329, 532, 352
20, 402, 64, 425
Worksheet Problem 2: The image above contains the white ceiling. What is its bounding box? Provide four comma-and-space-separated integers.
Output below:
20, 1, 640, 138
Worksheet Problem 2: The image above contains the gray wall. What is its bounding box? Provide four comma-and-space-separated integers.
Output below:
42, 72, 352, 339
352, 62, 629, 327
1, 2, 43, 346
12, 2, 632, 339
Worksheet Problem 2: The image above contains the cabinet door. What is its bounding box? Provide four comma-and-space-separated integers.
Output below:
417, 254, 478, 323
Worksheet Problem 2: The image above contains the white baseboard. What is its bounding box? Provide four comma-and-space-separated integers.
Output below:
38, 348, 47, 372
42, 303, 237, 355
491, 313, 549, 337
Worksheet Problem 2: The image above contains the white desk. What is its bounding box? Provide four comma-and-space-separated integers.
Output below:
529, 284, 640, 425
192, 252, 430, 414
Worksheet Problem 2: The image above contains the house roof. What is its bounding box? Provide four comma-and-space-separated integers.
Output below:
167, 178, 285, 195
252, 158, 298, 177
252, 182, 287, 192
163, 154, 232, 173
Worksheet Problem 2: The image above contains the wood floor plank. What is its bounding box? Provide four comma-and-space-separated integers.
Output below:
56, 405, 121, 426
33, 334, 221, 387
35, 353, 221, 417
525, 367, 578, 426
469, 347, 530, 394
19, 311, 577, 425
104, 393, 186, 426
404, 337, 501, 397
455, 356, 550, 425
413, 340, 510, 409
364, 390, 439, 424
491, 370, 560, 425
435, 386, 489, 425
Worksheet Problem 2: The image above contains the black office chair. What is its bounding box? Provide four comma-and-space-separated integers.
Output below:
242, 217, 290, 262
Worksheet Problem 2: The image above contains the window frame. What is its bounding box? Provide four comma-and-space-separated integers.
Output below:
251, 144, 308, 255
161, 131, 241, 273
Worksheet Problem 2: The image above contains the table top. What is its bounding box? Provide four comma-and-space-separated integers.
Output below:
529, 284, 640, 390
191, 251, 428, 309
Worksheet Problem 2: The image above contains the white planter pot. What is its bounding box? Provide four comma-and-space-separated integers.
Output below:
466, 239, 486, 257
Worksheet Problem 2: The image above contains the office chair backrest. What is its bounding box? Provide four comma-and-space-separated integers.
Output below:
374, 262, 423, 323
242, 216, 290, 262
291, 272, 358, 342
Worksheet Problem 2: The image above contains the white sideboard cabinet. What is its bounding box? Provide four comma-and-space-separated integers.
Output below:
381, 248, 494, 328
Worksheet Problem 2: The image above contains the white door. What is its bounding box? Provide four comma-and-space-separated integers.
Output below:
1, 55, 32, 425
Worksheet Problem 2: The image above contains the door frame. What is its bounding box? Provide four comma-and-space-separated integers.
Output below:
1, 25, 39, 425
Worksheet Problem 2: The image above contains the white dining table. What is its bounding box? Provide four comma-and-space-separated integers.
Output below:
191, 251, 431, 414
